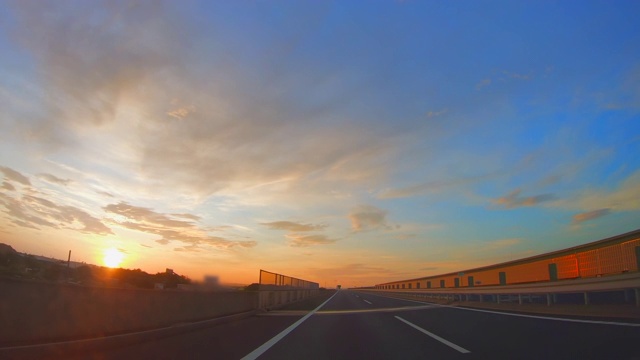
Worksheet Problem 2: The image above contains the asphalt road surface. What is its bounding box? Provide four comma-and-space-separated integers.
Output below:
12, 290, 640, 359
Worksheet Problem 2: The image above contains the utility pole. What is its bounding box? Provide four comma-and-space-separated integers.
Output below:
67, 250, 71, 281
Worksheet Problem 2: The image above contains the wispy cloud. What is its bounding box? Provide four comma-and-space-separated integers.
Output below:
37, 173, 71, 186
476, 78, 491, 89
104, 202, 255, 249
286, 233, 337, 247
572, 208, 611, 224
556, 170, 640, 212
485, 238, 522, 250
425, 109, 448, 118
493, 189, 555, 209
261, 221, 327, 232
349, 205, 390, 231
0, 192, 112, 235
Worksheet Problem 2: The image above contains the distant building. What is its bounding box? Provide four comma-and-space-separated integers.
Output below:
166, 268, 174, 274
154, 283, 164, 290
204, 275, 219, 287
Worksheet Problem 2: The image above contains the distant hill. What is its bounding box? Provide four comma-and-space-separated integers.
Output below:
0, 243, 17, 255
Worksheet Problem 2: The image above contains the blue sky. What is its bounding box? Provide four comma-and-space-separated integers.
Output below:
0, 0, 638, 286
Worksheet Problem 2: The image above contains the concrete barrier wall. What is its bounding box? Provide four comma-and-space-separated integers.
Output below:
258, 289, 319, 310
0, 279, 258, 345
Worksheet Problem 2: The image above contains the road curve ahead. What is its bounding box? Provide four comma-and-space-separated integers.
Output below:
14, 290, 640, 360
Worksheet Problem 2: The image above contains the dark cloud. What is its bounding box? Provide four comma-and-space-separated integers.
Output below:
104, 202, 255, 249
493, 189, 555, 209
349, 205, 390, 231
37, 173, 71, 186
1, 182, 15, 191
0, 166, 31, 186
572, 208, 611, 224
286, 233, 337, 247
261, 221, 326, 232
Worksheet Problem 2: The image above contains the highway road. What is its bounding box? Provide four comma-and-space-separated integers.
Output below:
10, 290, 640, 359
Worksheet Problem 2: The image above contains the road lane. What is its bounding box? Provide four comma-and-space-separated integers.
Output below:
396, 306, 640, 359
18, 289, 639, 360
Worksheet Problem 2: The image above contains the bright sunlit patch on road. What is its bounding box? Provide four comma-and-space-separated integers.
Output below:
103, 248, 125, 268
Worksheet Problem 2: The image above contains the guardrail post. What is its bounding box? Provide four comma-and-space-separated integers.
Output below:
518, 294, 522, 305
546, 294, 552, 306
636, 289, 640, 307
496, 294, 500, 304
584, 292, 589, 305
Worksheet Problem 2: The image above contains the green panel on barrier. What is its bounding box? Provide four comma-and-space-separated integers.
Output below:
454, 278, 460, 288
499, 271, 507, 285
427, 281, 431, 289
548, 263, 558, 281
440, 279, 445, 288
468, 276, 474, 287
636, 246, 640, 270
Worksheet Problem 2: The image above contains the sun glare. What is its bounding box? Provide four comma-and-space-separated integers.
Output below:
103, 248, 125, 268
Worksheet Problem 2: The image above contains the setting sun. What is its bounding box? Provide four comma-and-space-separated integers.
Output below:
103, 248, 125, 268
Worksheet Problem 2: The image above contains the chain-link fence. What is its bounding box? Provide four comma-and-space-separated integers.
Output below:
259, 269, 319, 289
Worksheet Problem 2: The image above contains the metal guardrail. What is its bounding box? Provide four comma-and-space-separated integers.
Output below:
361, 272, 640, 307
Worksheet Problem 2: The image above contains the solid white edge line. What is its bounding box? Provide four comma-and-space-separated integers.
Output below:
240, 291, 339, 360
395, 316, 470, 354
447, 304, 640, 327
359, 291, 640, 327
364, 300, 372, 305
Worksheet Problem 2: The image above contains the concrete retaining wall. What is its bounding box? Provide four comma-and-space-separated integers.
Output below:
258, 289, 319, 310
0, 279, 257, 345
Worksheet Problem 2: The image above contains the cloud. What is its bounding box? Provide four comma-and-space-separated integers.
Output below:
419, 266, 439, 271
261, 221, 326, 232
425, 109, 448, 118
557, 170, 640, 212
104, 202, 255, 249
0, 166, 31, 185
8, 0, 187, 141
286, 233, 337, 247
503, 70, 532, 80
349, 205, 390, 231
172, 213, 202, 221
37, 173, 71, 186
0, 192, 112, 235
5, 1, 406, 203
485, 238, 521, 250
1, 182, 15, 191
572, 209, 611, 224
476, 78, 491, 89
493, 189, 555, 209
96, 191, 114, 198
311, 263, 394, 279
